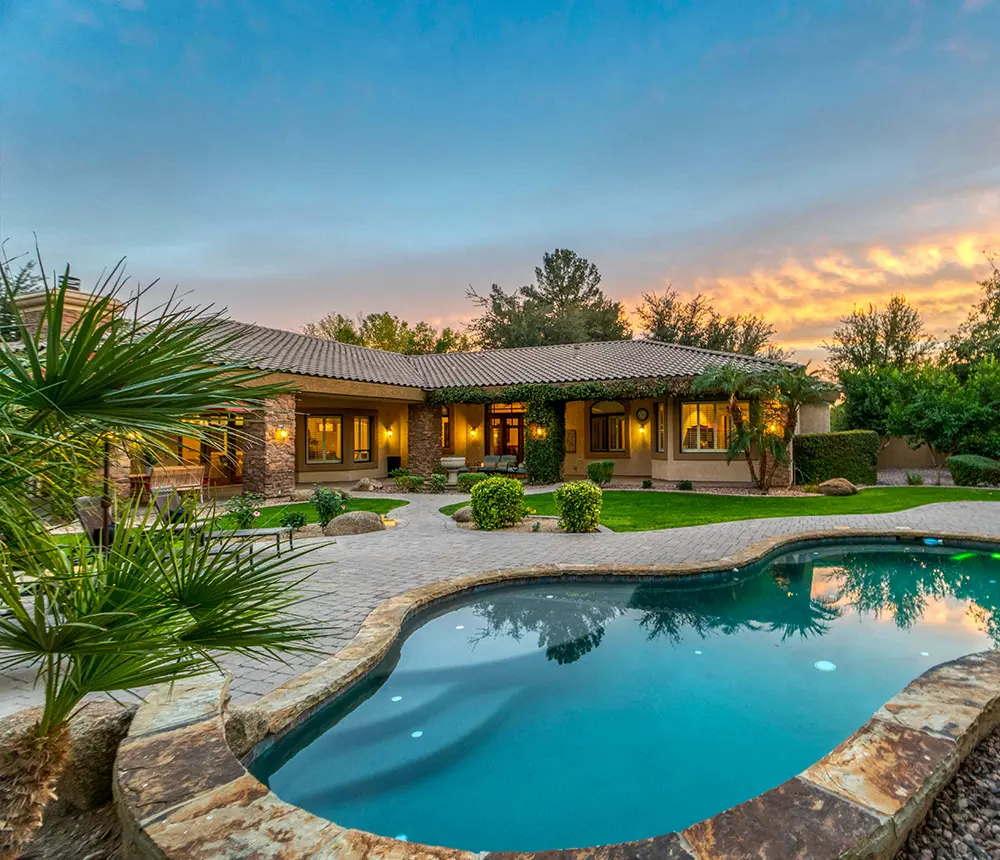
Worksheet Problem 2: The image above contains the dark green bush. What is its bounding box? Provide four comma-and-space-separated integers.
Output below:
428, 473, 447, 493
794, 430, 879, 486
279, 510, 308, 530
905, 470, 924, 486
947, 454, 1000, 487
311, 485, 347, 527
457, 472, 489, 492
677, 480, 693, 491
642, 479, 653, 489
554, 481, 603, 532
587, 460, 615, 486
225, 492, 265, 528
394, 474, 425, 492
470, 476, 524, 530
523, 400, 565, 484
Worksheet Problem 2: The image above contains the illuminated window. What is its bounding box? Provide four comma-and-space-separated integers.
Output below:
354, 416, 372, 462
680, 401, 747, 452
655, 401, 666, 453
590, 401, 627, 453
306, 416, 342, 463
441, 406, 452, 449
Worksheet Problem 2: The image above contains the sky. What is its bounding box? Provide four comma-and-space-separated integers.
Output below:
2, 0, 999, 364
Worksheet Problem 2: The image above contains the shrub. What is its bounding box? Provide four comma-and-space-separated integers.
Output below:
225, 492, 265, 528
523, 400, 565, 483
394, 474, 425, 492
312, 485, 347, 526
947, 454, 1000, 487
470, 476, 524, 530
279, 510, 308, 530
428, 473, 447, 493
554, 481, 603, 533
642, 479, 653, 489
587, 460, 615, 486
388, 467, 410, 478
677, 480, 694, 491
905, 470, 924, 486
457, 472, 489, 492
794, 430, 879, 486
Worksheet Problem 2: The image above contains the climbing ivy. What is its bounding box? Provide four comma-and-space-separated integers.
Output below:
523, 400, 565, 484
423, 377, 696, 406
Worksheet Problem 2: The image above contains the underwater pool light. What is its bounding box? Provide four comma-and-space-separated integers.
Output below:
950, 552, 977, 561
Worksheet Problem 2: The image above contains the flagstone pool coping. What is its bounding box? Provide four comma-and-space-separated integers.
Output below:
113, 527, 1000, 860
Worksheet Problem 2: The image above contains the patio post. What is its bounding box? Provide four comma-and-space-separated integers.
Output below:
243, 394, 297, 498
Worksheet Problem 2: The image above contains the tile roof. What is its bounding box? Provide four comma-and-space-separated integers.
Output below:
218, 320, 793, 389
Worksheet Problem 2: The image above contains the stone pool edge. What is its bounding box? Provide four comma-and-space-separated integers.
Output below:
113, 527, 1000, 860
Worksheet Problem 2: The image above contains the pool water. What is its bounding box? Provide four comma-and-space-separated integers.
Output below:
253, 542, 1000, 852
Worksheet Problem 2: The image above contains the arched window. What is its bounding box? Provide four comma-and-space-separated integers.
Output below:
590, 401, 626, 453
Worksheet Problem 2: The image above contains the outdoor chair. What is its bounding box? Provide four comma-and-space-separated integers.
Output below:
151, 487, 198, 527
480, 455, 502, 473
74, 496, 116, 550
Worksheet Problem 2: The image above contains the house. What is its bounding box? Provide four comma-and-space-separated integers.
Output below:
11, 288, 831, 496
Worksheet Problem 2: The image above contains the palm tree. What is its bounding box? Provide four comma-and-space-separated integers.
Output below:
766, 364, 836, 445
0, 258, 319, 858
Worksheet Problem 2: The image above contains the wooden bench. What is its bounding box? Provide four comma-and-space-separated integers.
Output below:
147, 464, 206, 501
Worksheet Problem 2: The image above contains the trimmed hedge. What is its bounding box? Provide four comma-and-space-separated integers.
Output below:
470, 476, 524, 530
555, 481, 603, 532
793, 430, 879, 486
457, 472, 489, 492
587, 460, 615, 486
947, 454, 1000, 487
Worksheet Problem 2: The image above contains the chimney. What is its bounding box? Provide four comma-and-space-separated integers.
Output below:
13, 285, 122, 340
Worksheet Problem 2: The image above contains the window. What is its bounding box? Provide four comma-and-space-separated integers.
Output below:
590, 400, 627, 453
680, 401, 747, 452
441, 406, 452, 450
306, 416, 342, 463
353, 416, 372, 462
655, 401, 666, 453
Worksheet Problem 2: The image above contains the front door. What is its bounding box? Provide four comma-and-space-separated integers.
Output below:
486, 405, 525, 462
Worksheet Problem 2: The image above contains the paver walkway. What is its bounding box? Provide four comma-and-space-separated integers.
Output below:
2, 494, 999, 714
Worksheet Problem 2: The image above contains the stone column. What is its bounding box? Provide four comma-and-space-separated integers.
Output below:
407, 403, 442, 477
771, 438, 794, 489
242, 395, 296, 498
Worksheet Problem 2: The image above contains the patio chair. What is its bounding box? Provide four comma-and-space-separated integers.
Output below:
480, 455, 502, 474
75, 496, 116, 550
151, 487, 197, 527
498, 455, 517, 473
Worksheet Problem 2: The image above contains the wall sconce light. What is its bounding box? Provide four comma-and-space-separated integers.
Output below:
274, 427, 290, 443
386, 427, 394, 439
469, 425, 478, 438
638, 425, 645, 435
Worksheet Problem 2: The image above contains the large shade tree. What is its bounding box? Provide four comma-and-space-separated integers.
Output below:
823, 294, 936, 375
945, 255, 1000, 367
0, 256, 320, 858
467, 249, 631, 348
303, 310, 470, 354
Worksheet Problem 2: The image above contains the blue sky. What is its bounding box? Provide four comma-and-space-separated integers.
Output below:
2, 0, 999, 360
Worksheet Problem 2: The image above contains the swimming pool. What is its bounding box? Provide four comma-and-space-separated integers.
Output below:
252, 541, 1000, 852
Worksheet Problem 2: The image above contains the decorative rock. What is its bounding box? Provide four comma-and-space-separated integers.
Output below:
452, 506, 473, 523
290, 489, 312, 502
225, 704, 269, 758
323, 510, 386, 536
817, 478, 858, 496
353, 478, 384, 491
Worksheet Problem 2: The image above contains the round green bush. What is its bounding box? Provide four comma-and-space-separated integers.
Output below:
677, 480, 694, 491
554, 481, 603, 533
279, 510, 308, 530
587, 460, 615, 486
469, 476, 524, 530
457, 472, 489, 492
947, 454, 1000, 487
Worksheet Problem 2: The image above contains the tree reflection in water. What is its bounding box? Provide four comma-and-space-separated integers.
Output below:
467, 548, 1000, 666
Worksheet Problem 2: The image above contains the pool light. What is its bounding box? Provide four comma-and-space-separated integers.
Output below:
951, 552, 977, 561
391, 696, 402, 702
411, 731, 423, 738
814, 660, 837, 672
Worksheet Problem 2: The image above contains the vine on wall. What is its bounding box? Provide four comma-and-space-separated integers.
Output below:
523, 400, 565, 484
423, 377, 696, 407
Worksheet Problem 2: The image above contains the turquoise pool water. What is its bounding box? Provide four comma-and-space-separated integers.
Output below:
253, 541, 1000, 852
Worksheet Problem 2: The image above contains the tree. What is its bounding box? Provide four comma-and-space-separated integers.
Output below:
0, 261, 319, 857
467, 249, 631, 348
945, 255, 1000, 366
823, 295, 936, 373
303, 311, 470, 354
838, 366, 901, 439
635, 290, 786, 357
0, 252, 42, 340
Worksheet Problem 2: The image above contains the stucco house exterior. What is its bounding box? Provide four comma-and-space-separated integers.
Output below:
198, 322, 832, 497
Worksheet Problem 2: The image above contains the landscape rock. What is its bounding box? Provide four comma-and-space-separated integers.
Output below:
352, 478, 384, 491
225, 704, 269, 759
452, 506, 474, 523
289, 489, 312, 502
817, 478, 858, 496
323, 510, 386, 536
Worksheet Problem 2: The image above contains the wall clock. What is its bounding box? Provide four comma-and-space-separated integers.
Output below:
635, 407, 650, 422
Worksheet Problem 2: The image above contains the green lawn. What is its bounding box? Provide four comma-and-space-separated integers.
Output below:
439, 487, 1000, 533
217, 497, 408, 529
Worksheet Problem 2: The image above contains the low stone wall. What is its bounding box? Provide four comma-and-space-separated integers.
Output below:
114, 529, 1000, 860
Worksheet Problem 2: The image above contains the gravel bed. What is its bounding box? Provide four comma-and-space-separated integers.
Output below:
879, 467, 954, 487
896, 729, 1000, 859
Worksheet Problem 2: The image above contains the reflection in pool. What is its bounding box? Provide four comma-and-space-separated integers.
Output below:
253, 542, 1000, 852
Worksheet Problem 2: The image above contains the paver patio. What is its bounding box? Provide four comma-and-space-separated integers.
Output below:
2, 493, 999, 715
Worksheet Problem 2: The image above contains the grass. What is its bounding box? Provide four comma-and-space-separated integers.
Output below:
216, 497, 408, 529
439, 487, 1000, 533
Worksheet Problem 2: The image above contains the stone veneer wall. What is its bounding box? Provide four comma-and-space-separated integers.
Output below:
242, 394, 296, 498
771, 438, 793, 489
407, 403, 442, 477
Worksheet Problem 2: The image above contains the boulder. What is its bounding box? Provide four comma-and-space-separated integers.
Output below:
816, 478, 858, 496
452, 506, 474, 523
225, 704, 269, 759
323, 510, 386, 536
289, 489, 312, 502
352, 478, 384, 492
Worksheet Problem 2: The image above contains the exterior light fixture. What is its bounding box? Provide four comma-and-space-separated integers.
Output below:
469, 426, 478, 438
275, 427, 290, 442
386, 427, 394, 438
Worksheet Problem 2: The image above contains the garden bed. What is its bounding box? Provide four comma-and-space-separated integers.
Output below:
454, 515, 597, 534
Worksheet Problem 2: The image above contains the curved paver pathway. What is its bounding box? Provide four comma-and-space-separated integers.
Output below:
1, 494, 998, 714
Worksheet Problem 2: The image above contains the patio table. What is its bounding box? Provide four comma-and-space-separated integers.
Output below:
201, 526, 294, 555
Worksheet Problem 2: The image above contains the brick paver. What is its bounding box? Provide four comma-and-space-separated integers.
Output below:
2, 493, 998, 713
